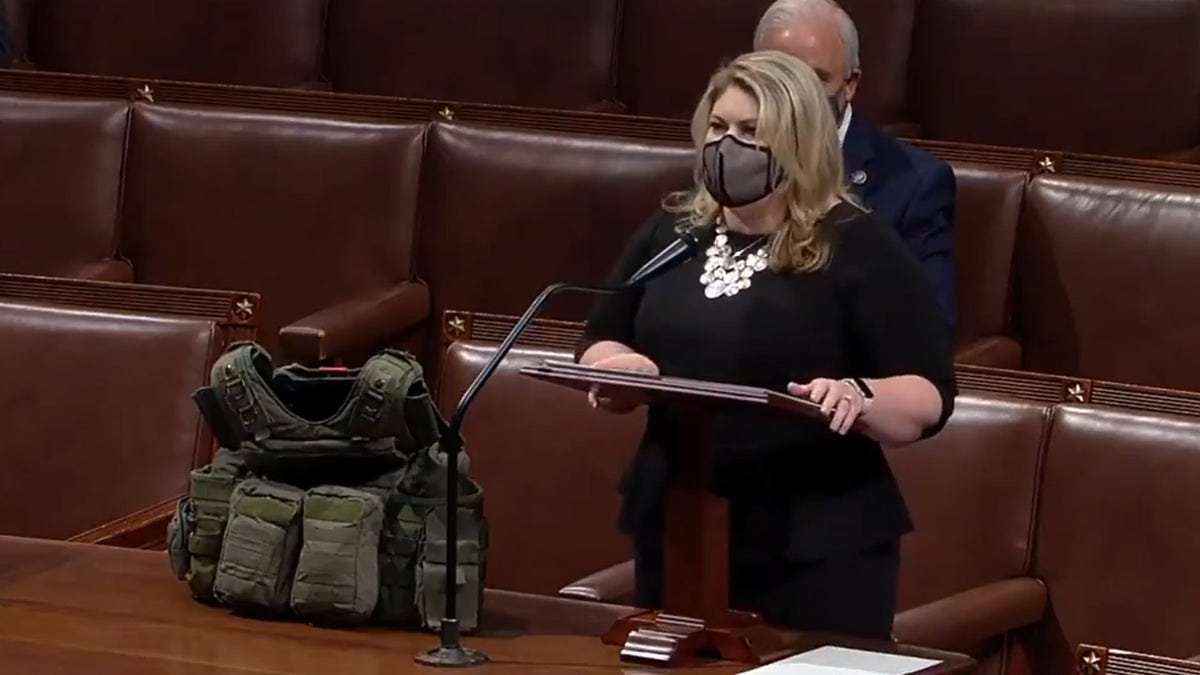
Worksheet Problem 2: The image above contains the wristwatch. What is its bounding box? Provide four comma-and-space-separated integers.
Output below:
850, 377, 874, 399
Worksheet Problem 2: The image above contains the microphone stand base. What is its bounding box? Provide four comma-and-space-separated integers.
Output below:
414, 621, 489, 668
413, 646, 490, 668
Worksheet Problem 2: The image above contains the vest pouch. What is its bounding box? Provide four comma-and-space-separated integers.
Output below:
167, 497, 193, 581
213, 479, 304, 614
186, 451, 245, 602
290, 486, 384, 624
375, 495, 430, 625
415, 503, 488, 634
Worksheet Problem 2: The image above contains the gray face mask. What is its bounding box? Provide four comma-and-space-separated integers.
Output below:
701, 135, 786, 208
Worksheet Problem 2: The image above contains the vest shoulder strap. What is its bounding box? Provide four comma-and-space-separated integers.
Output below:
211, 342, 278, 443
345, 349, 440, 449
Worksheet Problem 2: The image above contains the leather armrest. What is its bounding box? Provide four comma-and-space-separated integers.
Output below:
954, 335, 1022, 369
72, 258, 135, 283
893, 577, 1047, 656
278, 281, 430, 365
558, 559, 635, 605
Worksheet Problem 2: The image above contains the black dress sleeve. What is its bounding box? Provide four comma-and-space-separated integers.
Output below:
830, 206, 957, 437
574, 210, 676, 362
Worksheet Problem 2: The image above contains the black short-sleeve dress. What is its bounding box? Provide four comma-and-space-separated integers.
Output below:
576, 200, 956, 638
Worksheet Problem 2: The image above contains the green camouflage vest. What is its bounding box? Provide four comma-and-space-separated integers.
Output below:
166, 342, 487, 631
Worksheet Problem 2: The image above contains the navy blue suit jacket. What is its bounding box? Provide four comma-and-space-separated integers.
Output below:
0, 1, 11, 68
842, 112, 957, 338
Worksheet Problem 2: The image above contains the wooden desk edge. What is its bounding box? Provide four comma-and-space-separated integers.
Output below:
67, 495, 179, 549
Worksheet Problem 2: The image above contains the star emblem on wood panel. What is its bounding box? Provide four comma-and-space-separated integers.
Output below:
233, 297, 255, 321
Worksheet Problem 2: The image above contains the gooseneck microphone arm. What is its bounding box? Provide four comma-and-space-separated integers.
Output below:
451, 283, 618, 429
415, 228, 707, 668
414, 281, 618, 667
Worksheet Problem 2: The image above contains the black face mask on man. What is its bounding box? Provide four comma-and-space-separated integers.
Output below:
701, 135, 786, 208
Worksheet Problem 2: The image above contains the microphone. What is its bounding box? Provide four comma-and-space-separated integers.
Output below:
622, 227, 708, 287
414, 226, 709, 668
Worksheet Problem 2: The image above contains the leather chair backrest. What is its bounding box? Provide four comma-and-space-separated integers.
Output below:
0, 300, 220, 539
911, 0, 1200, 158
325, 0, 619, 109
1015, 174, 1200, 390
119, 103, 425, 359
837, 0, 917, 128
615, 0, 915, 125
950, 162, 1025, 347
1033, 405, 1200, 673
615, 0, 771, 119
415, 121, 693, 328
435, 340, 643, 594
0, 93, 125, 276
27, 0, 325, 88
887, 394, 1047, 609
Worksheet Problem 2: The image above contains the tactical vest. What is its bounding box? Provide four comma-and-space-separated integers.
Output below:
166, 342, 488, 631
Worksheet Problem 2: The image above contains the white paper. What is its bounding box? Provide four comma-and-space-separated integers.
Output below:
742, 645, 942, 675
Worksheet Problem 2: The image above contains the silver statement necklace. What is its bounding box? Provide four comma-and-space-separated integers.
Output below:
699, 225, 770, 299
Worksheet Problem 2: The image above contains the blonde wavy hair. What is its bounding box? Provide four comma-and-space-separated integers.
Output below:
664, 50, 857, 273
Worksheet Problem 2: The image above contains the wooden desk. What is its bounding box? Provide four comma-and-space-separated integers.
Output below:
0, 536, 974, 673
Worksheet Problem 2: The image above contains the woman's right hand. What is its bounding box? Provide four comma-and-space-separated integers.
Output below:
587, 352, 660, 414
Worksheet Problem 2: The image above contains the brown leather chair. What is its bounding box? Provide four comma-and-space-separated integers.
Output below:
0, 92, 131, 281
949, 162, 1025, 368
26, 0, 325, 88
118, 102, 429, 365
415, 121, 693, 368
910, 0, 1200, 160
1031, 405, 1200, 674
325, 0, 621, 111
0, 273, 257, 545
1014, 174, 1200, 391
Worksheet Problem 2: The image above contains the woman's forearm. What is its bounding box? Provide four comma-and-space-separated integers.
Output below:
579, 340, 636, 365
856, 375, 945, 446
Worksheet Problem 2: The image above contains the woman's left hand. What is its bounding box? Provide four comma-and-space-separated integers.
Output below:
787, 378, 868, 435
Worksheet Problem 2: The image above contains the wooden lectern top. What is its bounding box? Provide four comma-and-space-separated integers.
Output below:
520, 360, 831, 423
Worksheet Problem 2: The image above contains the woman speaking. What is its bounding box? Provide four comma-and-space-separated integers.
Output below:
575, 50, 956, 639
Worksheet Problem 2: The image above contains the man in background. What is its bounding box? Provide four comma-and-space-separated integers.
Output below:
755, 0, 957, 339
